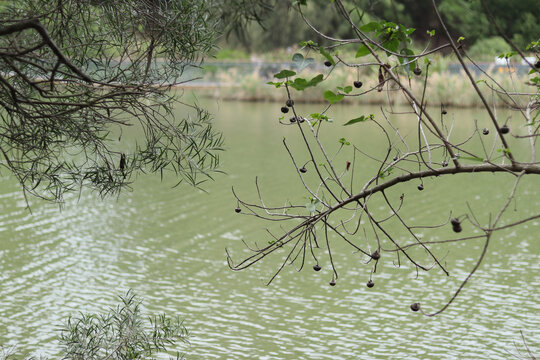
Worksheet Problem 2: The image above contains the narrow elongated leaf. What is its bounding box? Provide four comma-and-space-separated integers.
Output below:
344, 115, 371, 125
319, 47, 335, 65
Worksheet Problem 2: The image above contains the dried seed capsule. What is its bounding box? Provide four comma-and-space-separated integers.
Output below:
329, 280, 336, 286
353, 81, 363, 88
410, 302, 421, 312
482, 128, 489, 135
324, 60, 332, 67
417, 184, 424, 191
371, 250, 380, 260
299, 166, 307, 173
286, 99, 294, 107
313, 264, 321, 271
366, 280, 374, 288
235, 207, 241, 213
281, 106, 289, 114
500, 125, 509, 134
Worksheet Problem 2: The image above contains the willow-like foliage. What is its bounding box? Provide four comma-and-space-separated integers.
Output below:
0, 0, 226, 202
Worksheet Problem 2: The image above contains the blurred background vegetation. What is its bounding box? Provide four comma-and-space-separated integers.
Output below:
215, 0, 539, 61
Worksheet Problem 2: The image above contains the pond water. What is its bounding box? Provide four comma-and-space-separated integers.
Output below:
0, 95, 539, 359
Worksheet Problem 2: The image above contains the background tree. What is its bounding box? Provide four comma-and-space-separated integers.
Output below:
225, 0, 539, 53
228, 0, 540, 316
0, 0, 272, 204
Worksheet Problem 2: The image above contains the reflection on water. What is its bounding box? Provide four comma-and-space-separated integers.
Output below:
0, 98, 539, 359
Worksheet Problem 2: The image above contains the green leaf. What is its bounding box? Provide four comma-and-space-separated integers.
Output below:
338, 86, 353, 94
292, 53, 315, 72
299, 40, 318, 48
308, 74, 324, 87
292, 53, 304, 63
319, 47, 335, 65
427, 29, 435, 37
324, 90, 344, 104
310, 113, 331, 122
344, 114, 373, 125
274, 70, 296, 79
359, 22, 381, 32
400, 48, 416, 72
457, 36, 465, 43
289, 74, 324, 91
355, 45, 371, 58
338, 137, 350, 146
267, 81, 283, 88
379, 167, 394, 179
405, 27, 415, 35
382, 38, 400, 53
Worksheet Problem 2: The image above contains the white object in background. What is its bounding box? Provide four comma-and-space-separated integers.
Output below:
494, 57, 509, 65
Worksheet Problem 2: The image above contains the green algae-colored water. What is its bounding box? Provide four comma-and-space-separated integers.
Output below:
0, 97, 538, 359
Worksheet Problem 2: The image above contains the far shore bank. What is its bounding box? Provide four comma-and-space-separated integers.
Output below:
175, 61, 533, 108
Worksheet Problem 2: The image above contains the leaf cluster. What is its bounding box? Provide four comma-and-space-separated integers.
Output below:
0, 0, 225, 202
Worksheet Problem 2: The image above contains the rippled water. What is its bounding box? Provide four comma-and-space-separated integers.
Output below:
1, 97, 539, 359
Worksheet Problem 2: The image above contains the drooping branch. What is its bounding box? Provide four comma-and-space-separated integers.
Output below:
229, 0, 540, 316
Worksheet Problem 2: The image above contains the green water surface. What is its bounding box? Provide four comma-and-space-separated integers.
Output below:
0, 96, 539, 359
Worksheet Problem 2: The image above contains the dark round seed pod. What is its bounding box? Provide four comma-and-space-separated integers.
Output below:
442, 161, 448, 167
452, 224, 462, 233
371, 250, 380, 261
281, 106, 289, 114
324, 60, 332, 67
313, 264, 321, 272
450, 218, 460, 226
366, 280, 374, 288
413, 67, 422, 76
289, 117, 297, 123
442, 110, 447, 115
329, 280, 336, 286
535, 60, 540, 69
299, 166, 307, 173
393, 156, 398, 161
417, 184, 424, 191
286, 99, 294, 107
353, 81, 363, 88
500, 125, 510, 134
482, 128, 489, 135
410, 302, 420, 312
298, 117, 305, 123
235, 207, 241, 213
